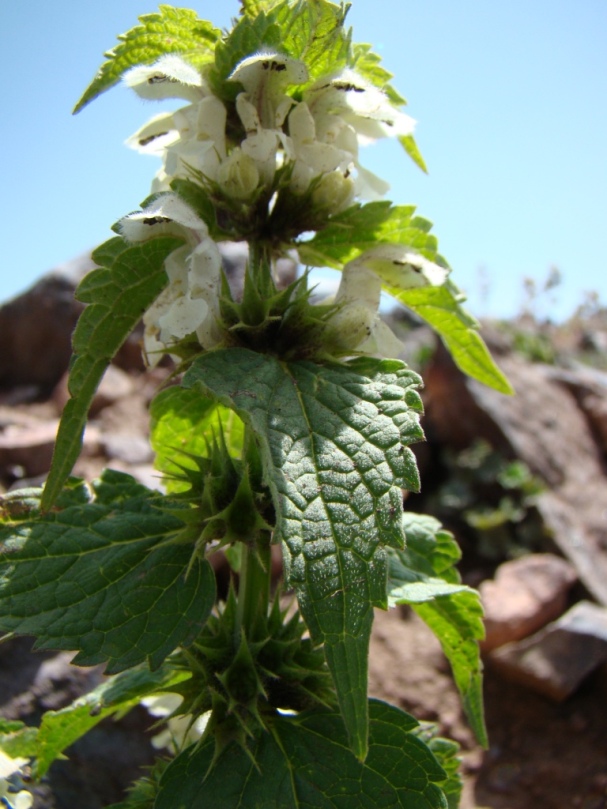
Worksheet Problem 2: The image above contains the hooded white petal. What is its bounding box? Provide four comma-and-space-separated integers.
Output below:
305, 69, 416, 142
230, 51, 308, 129
119, 194, 209, 243
125, 112, 179, 154
124, 55, 205, 102
348, 244, 450, 289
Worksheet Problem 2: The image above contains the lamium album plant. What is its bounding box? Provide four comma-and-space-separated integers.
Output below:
0, 2, 512, 807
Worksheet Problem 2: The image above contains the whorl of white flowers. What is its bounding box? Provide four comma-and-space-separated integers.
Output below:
124, 51, 414, 206
120, 49, 450, 361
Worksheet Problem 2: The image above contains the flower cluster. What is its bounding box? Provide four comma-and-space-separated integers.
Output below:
120, 47, 446, 362
125, 52, 414, 206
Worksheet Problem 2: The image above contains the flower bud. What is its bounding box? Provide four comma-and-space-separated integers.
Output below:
311, 170, 355, 214
217, 148, 260, 200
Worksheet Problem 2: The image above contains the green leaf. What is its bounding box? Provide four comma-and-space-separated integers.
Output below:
273, 0, 352, 83
0, 471, 215, 674
183, 348, 424, 760
296, 201, 440, 269
414, 725, 463, 809
414, 593, 487, 748
74, 6, 221, 112
240, 0, 284, 15
400, 134, 429, 173
351, 42, 407, 106
387, 512, 465, 602
41, 236, 182, 511
0, 721, 38, 760
392, 284, 514, 394
156, 700, 449, 808
387, 513, 487, 748
150, 385, 245, 492
33, 663, 186, 778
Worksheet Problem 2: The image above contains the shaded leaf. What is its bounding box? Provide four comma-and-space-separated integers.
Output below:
156, 700, 448, 808
183, 348, 424, 760
41, 236, 182, 510
33, 663, 186, 778
0, 471, 215, 674
74, 6, 221, 112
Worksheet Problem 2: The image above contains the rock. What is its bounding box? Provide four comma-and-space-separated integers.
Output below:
489, 600, 607, 700
423, 347, 607, 606
543, 364, 607, 459
480, 554, 577, 651
101, 433, 154, 465
0, 412, 101, 484
0, 276, 85, 396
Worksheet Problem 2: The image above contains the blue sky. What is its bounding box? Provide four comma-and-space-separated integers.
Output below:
2, 0, 606, 321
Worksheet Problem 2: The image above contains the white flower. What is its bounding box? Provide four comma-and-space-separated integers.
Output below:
123, 55, 206, 102
230, 52, 307, 185
142, 694, 209, 753
347, 244, 450, 289
301, 69, 416, 200
216, 147, 260, 199
324, 245, 449, 358
305, 69, 415, 143
230, 51, 308, 130
287, 102, 349, 194
125, 111, 180, 155
326, 262, 402, 356
118, 194, 224, 363
0, 751, 32, 809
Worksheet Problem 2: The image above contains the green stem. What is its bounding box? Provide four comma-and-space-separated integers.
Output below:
236, 529, 272, 639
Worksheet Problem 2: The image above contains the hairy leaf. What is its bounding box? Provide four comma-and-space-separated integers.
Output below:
183, 348, 423, 759
41, 236, 182, 510
150, 386, 245, 492
351, 42, 407, 106
74, 6, 221, 112
0, 471, 215, 674
388, 513, 487, 747
156, 700, 448, 808
240, 0, 285, 15
273, 0, 352, 83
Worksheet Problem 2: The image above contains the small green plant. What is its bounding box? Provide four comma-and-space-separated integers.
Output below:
429, 440, 544, 563
0, 3, 512, 807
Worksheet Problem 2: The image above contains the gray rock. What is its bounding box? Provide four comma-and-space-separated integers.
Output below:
489, 600, 607, 700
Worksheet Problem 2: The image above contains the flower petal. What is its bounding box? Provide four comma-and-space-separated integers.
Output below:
124, 55, 205, 101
